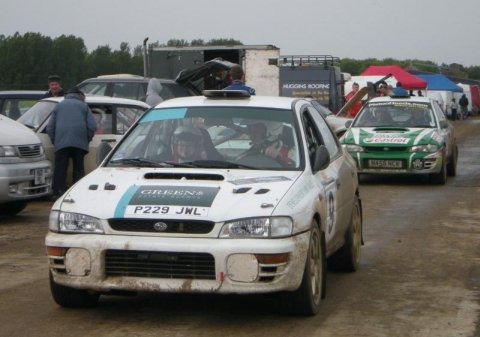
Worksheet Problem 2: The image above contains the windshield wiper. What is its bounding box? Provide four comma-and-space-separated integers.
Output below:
109, 157, 170, 168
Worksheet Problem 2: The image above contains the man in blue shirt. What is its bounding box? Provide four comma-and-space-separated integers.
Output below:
224, 65, 256, 95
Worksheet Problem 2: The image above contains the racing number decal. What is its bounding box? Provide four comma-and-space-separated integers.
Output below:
325, 183, 337, 239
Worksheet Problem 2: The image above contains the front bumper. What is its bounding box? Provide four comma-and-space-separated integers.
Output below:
46, 231, 310, 294
349, 150, 444, 175
0, 160, 52, 203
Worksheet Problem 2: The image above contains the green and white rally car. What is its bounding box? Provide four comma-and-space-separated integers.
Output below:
46, 90, 363, 315
340, 95, 458, 184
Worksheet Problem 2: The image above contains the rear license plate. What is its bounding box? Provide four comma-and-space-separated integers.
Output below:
367, 160, 403, 169
34, 168, 46, 185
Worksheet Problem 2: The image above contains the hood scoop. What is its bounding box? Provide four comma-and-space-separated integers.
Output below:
373, 127, 408, 133
144, 172, 224, 181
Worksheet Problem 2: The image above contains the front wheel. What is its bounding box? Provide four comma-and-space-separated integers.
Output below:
430, 155, 447, 185
447, 144, 458, 177
49, 272, 99, 308
328, 195, 362, 272
281, 221, 325, 315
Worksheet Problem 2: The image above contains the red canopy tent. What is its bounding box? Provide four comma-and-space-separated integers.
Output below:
360, 65, 427, 90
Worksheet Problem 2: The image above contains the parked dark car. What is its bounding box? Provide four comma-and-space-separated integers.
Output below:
0, 90, 45, 120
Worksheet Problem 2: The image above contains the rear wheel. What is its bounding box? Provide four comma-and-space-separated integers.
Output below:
328, 195, 362, 272
49, 272, 99, 308
282, 221, 325, 315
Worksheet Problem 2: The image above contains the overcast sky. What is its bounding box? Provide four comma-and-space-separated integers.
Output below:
2, 0, 479, 67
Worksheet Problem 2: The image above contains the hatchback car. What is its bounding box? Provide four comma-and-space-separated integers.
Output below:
17, 96, 150, 175
341, 94, 458, 184
0, 90, 45, 120
46, 90, 362, 315
76, 74, 194, 102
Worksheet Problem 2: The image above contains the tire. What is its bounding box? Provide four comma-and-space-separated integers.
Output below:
328, 195, 362, 272
49, 272, 99, 308
0, 201, 27, 216
447, 144, 458, 177
430, 154, 447, 185
281, 221, 325, 316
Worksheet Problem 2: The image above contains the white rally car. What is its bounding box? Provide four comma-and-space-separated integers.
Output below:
46, 90, 363, 315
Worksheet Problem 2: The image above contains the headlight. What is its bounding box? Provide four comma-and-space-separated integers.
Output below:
0, 145, 17, 157
219, 217, 293, 238
343, 144, 364, 152
410, 144, 439, 153
49, 210, 103, 233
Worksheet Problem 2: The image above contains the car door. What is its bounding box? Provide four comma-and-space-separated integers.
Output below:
300, 103, 355, 246
85, 103, 148, 172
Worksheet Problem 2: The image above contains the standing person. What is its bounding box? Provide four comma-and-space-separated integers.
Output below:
345, 82, 363, 118
46, 87, 96, 199
458, 94, 469, 120
224, 65, 256, 95
42, 75, 65, 98
449, 98, 458, 121
376, 81, 390, 97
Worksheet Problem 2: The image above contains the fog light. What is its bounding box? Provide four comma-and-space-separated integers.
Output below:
9, 184, 18, 194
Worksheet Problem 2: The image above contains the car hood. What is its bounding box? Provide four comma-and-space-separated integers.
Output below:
0, 115, 42, 145
344, 127, 443, 146
175, 58, 237, 93
56, 168, 302, 221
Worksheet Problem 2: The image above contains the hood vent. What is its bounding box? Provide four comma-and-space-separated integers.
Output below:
144, 172, 224, 181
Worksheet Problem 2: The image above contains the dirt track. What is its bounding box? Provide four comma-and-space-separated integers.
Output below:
0, 118, 479, 337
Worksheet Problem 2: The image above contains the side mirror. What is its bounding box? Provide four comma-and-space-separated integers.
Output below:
345, 120, 353, 128
312, 145, 330, 173
439, 120, 448, 129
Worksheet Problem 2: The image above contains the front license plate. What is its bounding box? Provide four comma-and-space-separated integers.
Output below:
367, 159, 403, 169
125, 205, 209, 217
34, 168, 46, 185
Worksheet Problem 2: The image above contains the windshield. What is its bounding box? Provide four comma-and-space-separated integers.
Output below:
17, 101, 57, 130
353, 101, 436, 128
108, 106, 302, 170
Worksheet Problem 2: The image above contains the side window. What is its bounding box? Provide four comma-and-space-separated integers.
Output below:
112, 83, 143, 100
80, 83, 107, 96
115, 105, 146, 134
90, 105, 112, 134
432, 100, 447, 128
307, 106, 341, 159
301, 110, 323, 164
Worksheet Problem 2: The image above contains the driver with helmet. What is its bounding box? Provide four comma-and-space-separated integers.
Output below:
242, 120, 292, 166
171, 125, 206, 163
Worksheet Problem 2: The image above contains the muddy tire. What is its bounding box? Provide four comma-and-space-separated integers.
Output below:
447, 144, 458, 177
328, 195, 362, 272
49, 272, 99, 308
282, 221, 325, 316
0, 201, 27, 216
430, 153, 447, 185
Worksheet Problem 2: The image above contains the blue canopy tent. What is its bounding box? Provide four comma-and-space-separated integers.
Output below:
416, 74, 463, 92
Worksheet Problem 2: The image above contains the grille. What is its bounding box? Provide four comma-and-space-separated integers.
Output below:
364, 146, 408, 152
108, 219, 215, 234
105, 250, 216, 280
17, 145, 42, 158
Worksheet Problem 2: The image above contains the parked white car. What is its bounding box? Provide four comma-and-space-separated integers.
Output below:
0, 115, 52, 215
46, 90, 362, 315
17, 96, 150, 175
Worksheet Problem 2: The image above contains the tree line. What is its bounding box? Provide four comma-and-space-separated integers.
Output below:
1, 32, 479, 91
